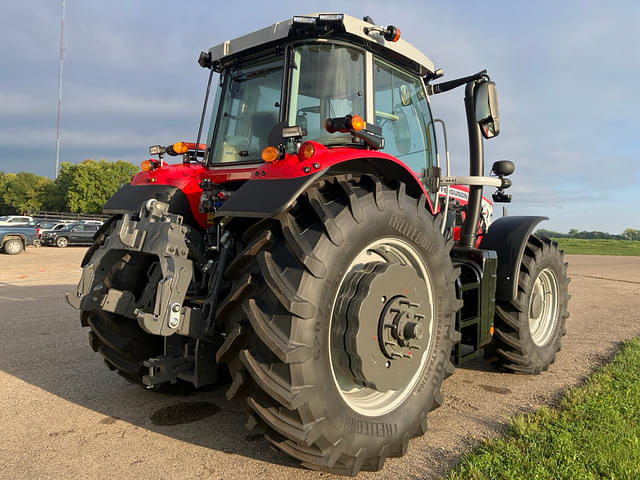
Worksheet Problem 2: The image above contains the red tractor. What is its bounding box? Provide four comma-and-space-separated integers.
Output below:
68, 14, 569, 475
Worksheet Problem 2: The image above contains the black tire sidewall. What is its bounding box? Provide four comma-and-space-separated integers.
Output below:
518, 243, 568, 369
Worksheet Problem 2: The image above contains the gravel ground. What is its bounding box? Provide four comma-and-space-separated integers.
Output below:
1, 247, 639, 479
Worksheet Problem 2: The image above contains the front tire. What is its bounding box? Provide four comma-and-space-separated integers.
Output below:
488, 235, 569, 373
56, 236, 68, 248
217, 176, 460, 474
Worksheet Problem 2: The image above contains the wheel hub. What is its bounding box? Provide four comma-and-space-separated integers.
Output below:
530, 291, 544, 318
528, 268, 560, 346
336, 260, 430, 392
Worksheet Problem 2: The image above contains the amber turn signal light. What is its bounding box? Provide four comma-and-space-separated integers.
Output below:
261, 146, 279, 162
140, 160, 152, 172
350, 114, 365, 132
384, 25, 401, 42
172, 142, 189, 154
325, 114, 366, 133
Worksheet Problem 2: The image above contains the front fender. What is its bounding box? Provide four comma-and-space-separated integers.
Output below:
479, 215, 548, 302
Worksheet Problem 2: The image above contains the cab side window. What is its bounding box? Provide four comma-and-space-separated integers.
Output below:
373, 59, 437, 175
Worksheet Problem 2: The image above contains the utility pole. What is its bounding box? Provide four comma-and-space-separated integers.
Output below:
55, 0, 66, 178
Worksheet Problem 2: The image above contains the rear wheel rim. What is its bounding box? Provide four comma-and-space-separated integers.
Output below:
329, 237, 434, 417
528, 268, 559, 346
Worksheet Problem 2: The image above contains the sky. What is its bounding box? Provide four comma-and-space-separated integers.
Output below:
1, 1, 638, 233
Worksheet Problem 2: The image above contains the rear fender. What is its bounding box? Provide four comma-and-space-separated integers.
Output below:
104, 184, 200, 228
479, 216, 548, 302
1, 233, 26, 244
215, 153, 433, 219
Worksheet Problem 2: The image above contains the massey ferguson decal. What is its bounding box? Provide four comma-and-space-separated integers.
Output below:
439, 185, 494, 230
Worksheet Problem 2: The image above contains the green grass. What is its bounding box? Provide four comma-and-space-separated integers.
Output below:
551, 238, 640, 256
447, 338, 640, 480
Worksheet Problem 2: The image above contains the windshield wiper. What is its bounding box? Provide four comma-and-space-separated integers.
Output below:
232, 66, 282, 82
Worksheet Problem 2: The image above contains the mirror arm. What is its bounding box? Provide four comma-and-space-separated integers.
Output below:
192, 66, 215, 164
460, 79, 484, 248
427, 70, 487, 95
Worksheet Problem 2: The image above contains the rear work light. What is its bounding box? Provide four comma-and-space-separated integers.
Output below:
293, 14, 344, 27
317, 14, 344, 25
292, 16, 317, 26
149, 145, 165, 156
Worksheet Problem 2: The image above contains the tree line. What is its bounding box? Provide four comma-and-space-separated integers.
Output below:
2, 163, 639, 241
537, 228, 640, 242
0, 159, 138, 215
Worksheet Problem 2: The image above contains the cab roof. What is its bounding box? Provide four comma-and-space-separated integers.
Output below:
207, 13, 435, 75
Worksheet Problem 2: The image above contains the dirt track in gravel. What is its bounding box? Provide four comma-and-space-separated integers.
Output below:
1, 247, 639, 479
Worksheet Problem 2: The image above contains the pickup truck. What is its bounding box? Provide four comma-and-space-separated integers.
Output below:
0, 225, 39, 255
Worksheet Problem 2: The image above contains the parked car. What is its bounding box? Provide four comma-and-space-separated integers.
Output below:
0, 215, 34, 226
36, 221, 71, 237
41, 223, 99, 248
77, 220, 104, 226
0, 224, 39, 254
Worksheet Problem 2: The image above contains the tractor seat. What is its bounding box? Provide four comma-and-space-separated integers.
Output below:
251, 111, 279, 148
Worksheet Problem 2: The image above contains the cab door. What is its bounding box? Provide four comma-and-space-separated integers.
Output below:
373, 57, 439, 206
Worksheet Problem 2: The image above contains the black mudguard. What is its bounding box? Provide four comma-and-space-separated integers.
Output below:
479, 215, 548, 302
104, 184, 198, 227
214, 158, 427, 220
214, 172, 324, 219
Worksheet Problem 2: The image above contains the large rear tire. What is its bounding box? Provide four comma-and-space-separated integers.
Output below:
488, 235, 569, 373
217, 176, 460, 474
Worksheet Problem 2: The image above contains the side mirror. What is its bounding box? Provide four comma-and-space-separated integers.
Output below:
474, 81, 500, 139
399, 84, 412, 106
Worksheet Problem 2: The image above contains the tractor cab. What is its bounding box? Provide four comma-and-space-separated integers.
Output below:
202, 14, 439, 179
